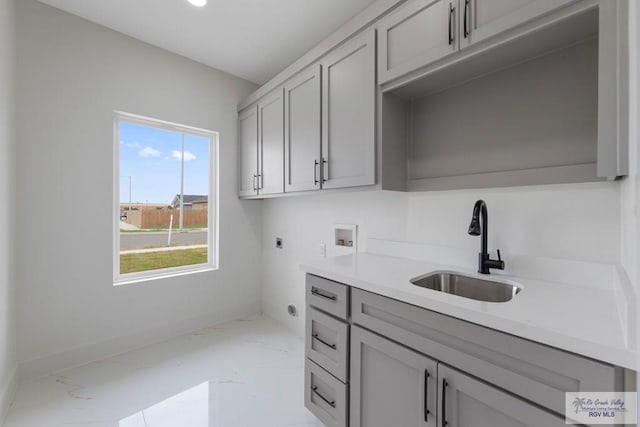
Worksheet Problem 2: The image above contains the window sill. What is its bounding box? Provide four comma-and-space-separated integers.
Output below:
114, 264, 218, 286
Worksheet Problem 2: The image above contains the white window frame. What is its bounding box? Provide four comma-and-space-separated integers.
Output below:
113, 111, 219, 285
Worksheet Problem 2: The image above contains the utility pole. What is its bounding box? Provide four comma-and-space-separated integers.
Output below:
179, 134, 185, 231
121, 175, 132, 212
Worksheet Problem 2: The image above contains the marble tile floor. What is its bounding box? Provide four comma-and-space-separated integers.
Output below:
4, 315, 322, 427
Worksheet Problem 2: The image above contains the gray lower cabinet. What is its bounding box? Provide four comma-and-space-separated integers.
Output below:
350, 325, 437, 427
350, 287, 621, 419
350, 325, 567, 427
304, 274, 633, 427
439, 364, 567, 427
305, 275, 350, 427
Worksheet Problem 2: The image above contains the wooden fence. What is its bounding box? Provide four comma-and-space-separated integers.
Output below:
124, 210, 208, 229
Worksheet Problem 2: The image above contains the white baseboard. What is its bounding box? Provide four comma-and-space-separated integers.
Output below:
19, 300, 261, 380
0, 366, 18, 426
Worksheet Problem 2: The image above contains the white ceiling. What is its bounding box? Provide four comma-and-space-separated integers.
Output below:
36, 0, 378, 84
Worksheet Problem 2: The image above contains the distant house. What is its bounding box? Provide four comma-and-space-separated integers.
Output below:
191, 197, 208, 211
170, 194, 208, 211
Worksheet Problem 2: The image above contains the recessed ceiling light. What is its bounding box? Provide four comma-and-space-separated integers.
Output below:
187, 0, 207, 7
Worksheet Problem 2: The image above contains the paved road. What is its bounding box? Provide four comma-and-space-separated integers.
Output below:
120, 230, 207, 250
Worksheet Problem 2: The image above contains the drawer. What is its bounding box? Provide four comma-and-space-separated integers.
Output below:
305, 358, 348, 427
306, 274, 350, 319
306, 307, 349, 382
351, 288, 621, 416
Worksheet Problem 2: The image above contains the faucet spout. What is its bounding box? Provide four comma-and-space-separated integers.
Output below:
468, 200, 504, 274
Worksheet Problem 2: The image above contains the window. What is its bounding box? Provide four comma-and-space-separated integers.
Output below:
114, 112, 218, 284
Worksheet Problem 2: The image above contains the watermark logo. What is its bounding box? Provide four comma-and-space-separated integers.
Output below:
565, 392, 637, 424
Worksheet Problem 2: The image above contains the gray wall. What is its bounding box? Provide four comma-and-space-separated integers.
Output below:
0, 0, 16, 421
15, 0, 261, 376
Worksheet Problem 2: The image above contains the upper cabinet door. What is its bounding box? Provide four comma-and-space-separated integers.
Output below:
321, 30, 376, 190
438, 365, 567, 427
460, 0, 576, 48
378, 0, 458, 84
238, 106, 258, 197
350, 325, 438, 427
258, 88, 284, 196
284, 65, 322, 193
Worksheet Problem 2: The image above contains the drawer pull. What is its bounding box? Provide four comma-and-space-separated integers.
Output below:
311, 288, 337, 301
424, 370, 430, 422
313, 333, 337, 350
312, 386, 335, 408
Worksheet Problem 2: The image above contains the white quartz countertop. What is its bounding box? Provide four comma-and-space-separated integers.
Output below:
302, 252, 637, 370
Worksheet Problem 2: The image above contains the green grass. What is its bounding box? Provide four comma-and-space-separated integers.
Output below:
120, 248, 208, 274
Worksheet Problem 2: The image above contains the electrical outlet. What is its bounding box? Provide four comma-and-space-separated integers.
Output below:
287, 304, 297, 316
276, 237, 283, 249
318, 243, 326, 258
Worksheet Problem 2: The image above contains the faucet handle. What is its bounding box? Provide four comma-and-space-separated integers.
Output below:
494, 249, 505, 270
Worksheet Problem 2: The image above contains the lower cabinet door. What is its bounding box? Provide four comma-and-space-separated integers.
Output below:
350, 325, 438, 427
438, 364, 566, 427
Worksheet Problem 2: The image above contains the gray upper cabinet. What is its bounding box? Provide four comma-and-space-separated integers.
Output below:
240, 0, 630, 197
238, 106, 258, 197
378, 0, 458, 84
284, 65, 322, 193
258, 89, 284, 195
321, 30, 376, 189
378, 0, 579, 85
460, 0, 576, 48
350, 325, 438, 427
598, 0, 630, 179
438, 365, 567, 427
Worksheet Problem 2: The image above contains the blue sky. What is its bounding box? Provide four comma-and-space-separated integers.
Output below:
119, 121, 210, 205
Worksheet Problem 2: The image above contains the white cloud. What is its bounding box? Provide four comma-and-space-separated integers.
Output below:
171, 150, 196, 162
139, 146, 161, 158
124, 141, 142, 149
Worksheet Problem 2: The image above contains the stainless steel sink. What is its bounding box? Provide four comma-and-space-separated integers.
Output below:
410, 271, 521, 303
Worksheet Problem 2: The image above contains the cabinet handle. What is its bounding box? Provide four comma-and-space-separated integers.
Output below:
312, 386, 335, 408
314, 160, 320, 185
448, 3, 455, 45
258, 173, 263, 189
424, 370, 430, 422
464, 0, 470, 38
442, 378, 448, 427
313, 333, 337, 350
322, 158, 328, 183
252, 174, 257, 191
311, 287, 337, 301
